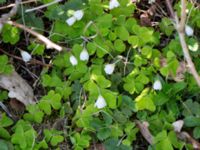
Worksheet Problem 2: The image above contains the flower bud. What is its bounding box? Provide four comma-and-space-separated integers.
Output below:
20, 50, 32, 62
185, 25, 194, 36
80, 48, 89, 61
94, 95, 107, 109
153, 79, 162, 90
66, 16, 76, 26
109, 0, 120, 10
69, 55, 78, 66
73, 10, 84, 21
172, 120, 184, 132
104, 64, 115, 75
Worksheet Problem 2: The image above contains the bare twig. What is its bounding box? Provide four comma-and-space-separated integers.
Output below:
0, 47, 52, 67
25, 0, 63, 13
0, 0, 37, 10
0, 0, 21, 23
0, 102, 14, 120
6, 21, 63, 51
165, 0, 175, 18
177, 132, 200, 149
165, 0, 200, 87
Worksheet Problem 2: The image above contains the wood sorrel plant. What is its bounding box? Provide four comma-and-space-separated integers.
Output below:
0, 0, 200, 149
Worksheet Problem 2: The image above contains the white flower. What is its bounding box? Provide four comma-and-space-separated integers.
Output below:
66, 16, 76, 26
8, 91, 17, 98
20, 50, 32, 62
73, 10, 84, 21
94, 95, 107, 109
153, 80, 162, 90
185, 25, 194, 36
69, 55, 78, 66
109, 0, 120, 10
172, 120, 184, 132
80, 48, 89, 61
104, 64, 115, 75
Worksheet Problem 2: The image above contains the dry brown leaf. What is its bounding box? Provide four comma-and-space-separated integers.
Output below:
0, 71, 35, 105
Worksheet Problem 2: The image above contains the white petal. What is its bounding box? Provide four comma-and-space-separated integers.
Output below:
80, 48, 89, 61
73, 10, 84, 21
109, 0, 120, 10
66, 16, 76, 26
20, 50, 32, 62
172, 120, 184, 132
69, 55, 78, 66
153, 80, 162, 90
104, 64, 115, 75
8, 91, 17, 98
185, 25, 194, 36
94, 95, 107, 109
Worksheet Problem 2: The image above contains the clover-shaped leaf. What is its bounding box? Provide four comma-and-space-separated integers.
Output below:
39, 90, 62, 115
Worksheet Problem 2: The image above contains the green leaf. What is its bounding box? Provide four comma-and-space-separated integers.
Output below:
75, 105, 98, 128
28, 42, 45, 55
0, 127, 11, 139
115, 26, 129, 41
44, 129, 52, 142
155, 137, 173, 150
193, 127, 200, 139
104, 138, 131, 150
114, 39, 126, 53
141, 46, 152, 58
19, 12, 44, 33
0, 113, 13, 127
39, 100, 51, 115
159, 17, 174, 36
101, 89, 118, 109
39, 91, 61, 115
128, 36, 139, 48
50, 93, 62, 109
0, 55, 14, 74
168, 131, 184, 149
153, 93, 170, 106
2, 24, 20, 45
0, 91, 8, 101
187, 38, 199, 52
11, 125, 26, 149
36, 139, 48, 149
86, 42, 97, 55
182, 99, 200, 117
91, 74, 111, 88
24, 105, 44, 123
0, 0, 6, 4
42, 74, 63, 87
184, 116, 200, 127
50, 135, 64, 146
11, 120, 36, 149
97, 128, 111, 140
135, 89, 156, 112
96, 14, 113, 28
0, 139, 13, 150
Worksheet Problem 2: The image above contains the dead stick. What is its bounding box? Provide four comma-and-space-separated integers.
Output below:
135, 120, 153, 145
165, 0, 200, 87
0, 47, 51, 67
0, 0, 37, 10
6, 21, 63, 51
